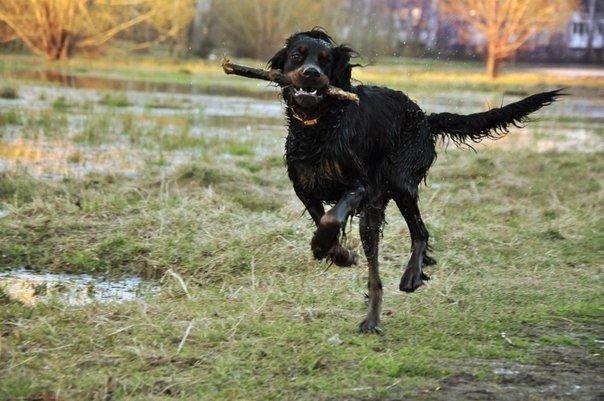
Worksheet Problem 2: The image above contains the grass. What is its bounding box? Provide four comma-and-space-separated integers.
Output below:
0, 149, 602, 400
0, 53, 602, 400
99, 92, 132, 108
52, 96, 74, 111
0, 108, 21, 126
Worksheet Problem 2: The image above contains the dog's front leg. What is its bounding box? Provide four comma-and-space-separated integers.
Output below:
310, 186, 365, 262
296, 195, 325, 227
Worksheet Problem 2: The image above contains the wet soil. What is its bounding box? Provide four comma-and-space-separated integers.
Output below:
434, 346, 603, 401
373, 323, 604, 401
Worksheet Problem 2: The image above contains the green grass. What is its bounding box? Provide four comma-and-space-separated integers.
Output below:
99, 92, 132, 108
0, 53, 602, 400
0, 149, 601, 400
538, 335, 580, 346
52, 96, 74, 111
0, 108, 21, 125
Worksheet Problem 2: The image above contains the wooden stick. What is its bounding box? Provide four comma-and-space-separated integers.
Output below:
222, 57, 359, 104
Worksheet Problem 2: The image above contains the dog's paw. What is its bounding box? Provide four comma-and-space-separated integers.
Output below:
311, 246, 327, 260
311, 215, 340, 260
328, 245, 359, 267
358, 319, 383, 335
399, 268, 428, 293
423, 253, 437, 266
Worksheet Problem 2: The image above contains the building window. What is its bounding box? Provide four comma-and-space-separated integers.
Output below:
572, 22, 586, 35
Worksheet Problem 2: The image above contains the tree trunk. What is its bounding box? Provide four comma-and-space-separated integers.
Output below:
584, 0, 596, 62
189, 0, 212, 57
45, 30, 71, 61
486, 44, 500, 78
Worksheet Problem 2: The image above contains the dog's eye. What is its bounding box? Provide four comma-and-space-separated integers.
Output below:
319, 50, 331, 65
290, 53, 303, 62
320, 56, 332, 66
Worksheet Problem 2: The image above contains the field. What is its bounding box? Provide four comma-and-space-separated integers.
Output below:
0, 54, 603, 400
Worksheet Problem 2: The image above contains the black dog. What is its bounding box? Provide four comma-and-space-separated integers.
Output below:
267, 28, 560, 333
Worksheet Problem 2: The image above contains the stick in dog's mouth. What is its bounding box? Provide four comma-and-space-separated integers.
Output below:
222, 57, 359, 104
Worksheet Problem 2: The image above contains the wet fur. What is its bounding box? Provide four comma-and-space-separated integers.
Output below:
267, 28, 562, 333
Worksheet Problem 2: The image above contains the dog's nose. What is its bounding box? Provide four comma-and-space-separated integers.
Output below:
303, 66, 321, 78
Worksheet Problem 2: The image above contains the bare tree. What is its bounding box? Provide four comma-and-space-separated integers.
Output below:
340, 0, 390, 59
188, 0, 213, 57
439, 0, 579, 78
0, 0, 176, 60
214, 0, 343, 60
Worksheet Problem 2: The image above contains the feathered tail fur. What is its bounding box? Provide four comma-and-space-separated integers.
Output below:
427, 89, 564, 145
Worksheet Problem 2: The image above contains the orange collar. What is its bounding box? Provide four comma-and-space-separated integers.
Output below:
291, 109, 319, 126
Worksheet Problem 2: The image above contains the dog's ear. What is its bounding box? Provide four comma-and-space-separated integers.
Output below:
331, 44, 357, 89
268, 47, 287, 71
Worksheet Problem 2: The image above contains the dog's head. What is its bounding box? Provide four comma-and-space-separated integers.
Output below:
268, 28, 357, 110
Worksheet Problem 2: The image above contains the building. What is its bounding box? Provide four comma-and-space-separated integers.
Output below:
565, 0, 604, 61
387, 0, 603, 63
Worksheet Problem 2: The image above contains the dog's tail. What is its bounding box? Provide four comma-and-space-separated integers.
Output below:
427, 89, 563, 145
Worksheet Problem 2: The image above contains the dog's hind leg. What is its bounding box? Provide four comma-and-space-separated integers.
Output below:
358, 200, 386, 334
311, 186, 365, 263
393, 190, 431, 292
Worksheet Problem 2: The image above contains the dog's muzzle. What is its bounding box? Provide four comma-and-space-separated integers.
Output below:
288, 66, 329, 109
292, 88, 323, 108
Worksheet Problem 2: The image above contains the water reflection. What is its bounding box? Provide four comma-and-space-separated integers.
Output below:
13, 70, 279, 99
0, 139, 147, 178
0, 268, 158, 306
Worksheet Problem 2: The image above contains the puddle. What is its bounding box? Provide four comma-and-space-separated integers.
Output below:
423, 92, 604, 120
0, 80, 601, 178
0, 268, 158, 306
493, 368, 519, 376
11, 70, 279, 99
0, 83, 286, 177
480, 127, 604, 153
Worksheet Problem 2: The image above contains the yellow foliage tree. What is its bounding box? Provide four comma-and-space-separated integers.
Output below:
439, 0, 579, 78
143, 0, 196, 51
0, 0, 193, 60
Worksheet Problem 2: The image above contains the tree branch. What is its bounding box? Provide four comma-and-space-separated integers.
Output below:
77, 9, 154, 48
222, 57, 360, 104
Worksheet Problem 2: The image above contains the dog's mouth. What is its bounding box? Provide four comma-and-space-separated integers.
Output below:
291, 86, 325, 108
293, 86, 324, 99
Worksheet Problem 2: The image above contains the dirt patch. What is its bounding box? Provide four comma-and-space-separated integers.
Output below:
433, 344, 602, 401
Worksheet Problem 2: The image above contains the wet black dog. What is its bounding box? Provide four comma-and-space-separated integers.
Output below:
267, 28, 561, 333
